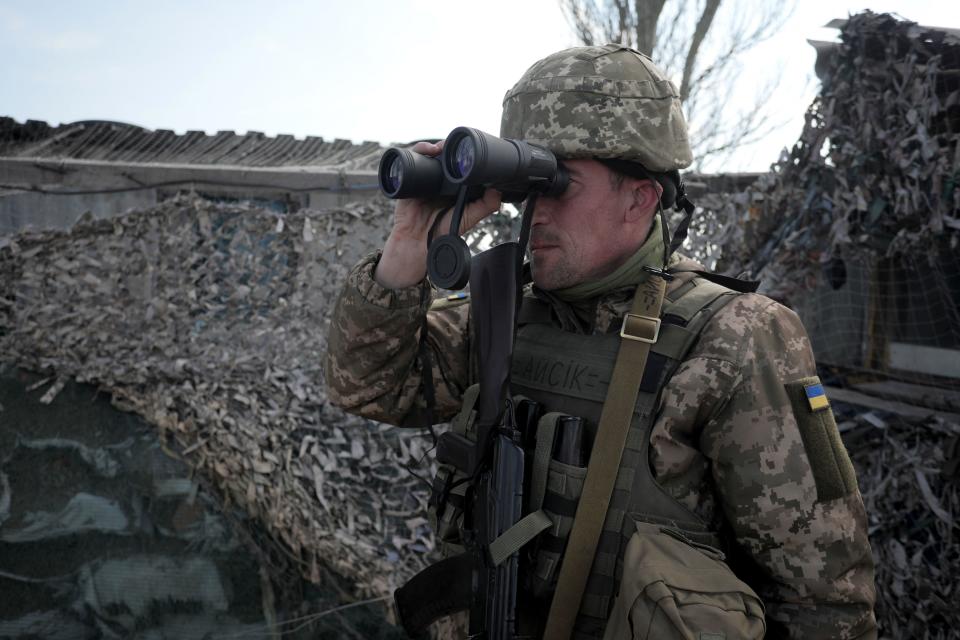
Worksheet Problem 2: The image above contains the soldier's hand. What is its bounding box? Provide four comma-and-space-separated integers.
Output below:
376, 141, 501, 289
391, 141, 502, 238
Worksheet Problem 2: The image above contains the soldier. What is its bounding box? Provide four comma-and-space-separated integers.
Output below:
326, 45, 877, 639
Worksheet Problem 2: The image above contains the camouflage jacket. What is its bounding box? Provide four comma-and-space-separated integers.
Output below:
325, 251, 878, 639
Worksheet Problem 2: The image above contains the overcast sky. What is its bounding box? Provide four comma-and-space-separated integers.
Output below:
2, 1, 958, 172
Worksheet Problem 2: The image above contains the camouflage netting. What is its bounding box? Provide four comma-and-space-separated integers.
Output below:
0, 195, 443, 618
839, 407, 960, 639
680, 12, 960, 288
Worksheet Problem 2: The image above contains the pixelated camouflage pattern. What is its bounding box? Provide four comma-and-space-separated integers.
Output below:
500, 44, 693, 172
325, 252, 470, 426
325, 252, 877, 639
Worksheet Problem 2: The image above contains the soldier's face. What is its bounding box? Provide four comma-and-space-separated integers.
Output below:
529, 159, 655, 290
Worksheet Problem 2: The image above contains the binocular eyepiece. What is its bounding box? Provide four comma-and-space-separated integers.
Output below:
378, 127, 569, 203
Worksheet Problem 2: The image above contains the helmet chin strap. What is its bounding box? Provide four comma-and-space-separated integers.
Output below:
634, 167, 696, 275
666, 179, 696, 258
656, 197, 672, 271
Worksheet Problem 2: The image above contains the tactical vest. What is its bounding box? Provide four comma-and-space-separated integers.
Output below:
513, 272, 739, 638
429, 271, 742, 638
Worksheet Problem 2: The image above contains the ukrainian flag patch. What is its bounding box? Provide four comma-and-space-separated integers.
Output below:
786, 376, 856, 502
804, 382, 830, 411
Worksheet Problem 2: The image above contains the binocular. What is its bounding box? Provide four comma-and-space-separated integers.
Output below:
378, 127, 569, 203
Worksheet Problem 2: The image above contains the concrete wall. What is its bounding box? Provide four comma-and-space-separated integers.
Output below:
0, 156, 380, 235
0, 190, 159, 235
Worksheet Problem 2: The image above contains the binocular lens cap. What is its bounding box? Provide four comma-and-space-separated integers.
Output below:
428, 235, 472, 290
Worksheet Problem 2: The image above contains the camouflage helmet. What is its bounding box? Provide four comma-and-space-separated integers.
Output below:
500, 44, 692, 172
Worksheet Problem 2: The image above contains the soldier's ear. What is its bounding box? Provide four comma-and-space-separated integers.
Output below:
625, 179, 661, 223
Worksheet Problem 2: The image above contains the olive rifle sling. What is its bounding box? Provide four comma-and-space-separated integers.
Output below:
542, 274, 667, 639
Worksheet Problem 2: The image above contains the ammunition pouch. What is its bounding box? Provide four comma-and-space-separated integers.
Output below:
429, 384, 480, 557
602, 521, 765, 640
529, 453, 587, 598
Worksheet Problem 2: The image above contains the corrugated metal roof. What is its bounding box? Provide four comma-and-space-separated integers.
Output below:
0, 117, 384, 171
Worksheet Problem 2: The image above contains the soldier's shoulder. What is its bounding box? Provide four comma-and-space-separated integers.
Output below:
710, 291, 800, 328
692, 289, 808, 366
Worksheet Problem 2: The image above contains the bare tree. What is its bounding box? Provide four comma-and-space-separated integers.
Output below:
561, 0, 794, 170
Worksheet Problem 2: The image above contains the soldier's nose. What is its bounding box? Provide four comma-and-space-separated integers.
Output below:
531, 202, 554, 227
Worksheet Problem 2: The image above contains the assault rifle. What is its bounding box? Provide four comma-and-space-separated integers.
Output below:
461, 240, 527, 637
394, 239, 527, 639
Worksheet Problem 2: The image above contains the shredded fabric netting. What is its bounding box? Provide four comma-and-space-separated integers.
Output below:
1, 195, 442, 612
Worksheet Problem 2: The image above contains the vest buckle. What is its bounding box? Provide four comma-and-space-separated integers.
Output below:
620, 313, 661, 343
642, 265, 676, 281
